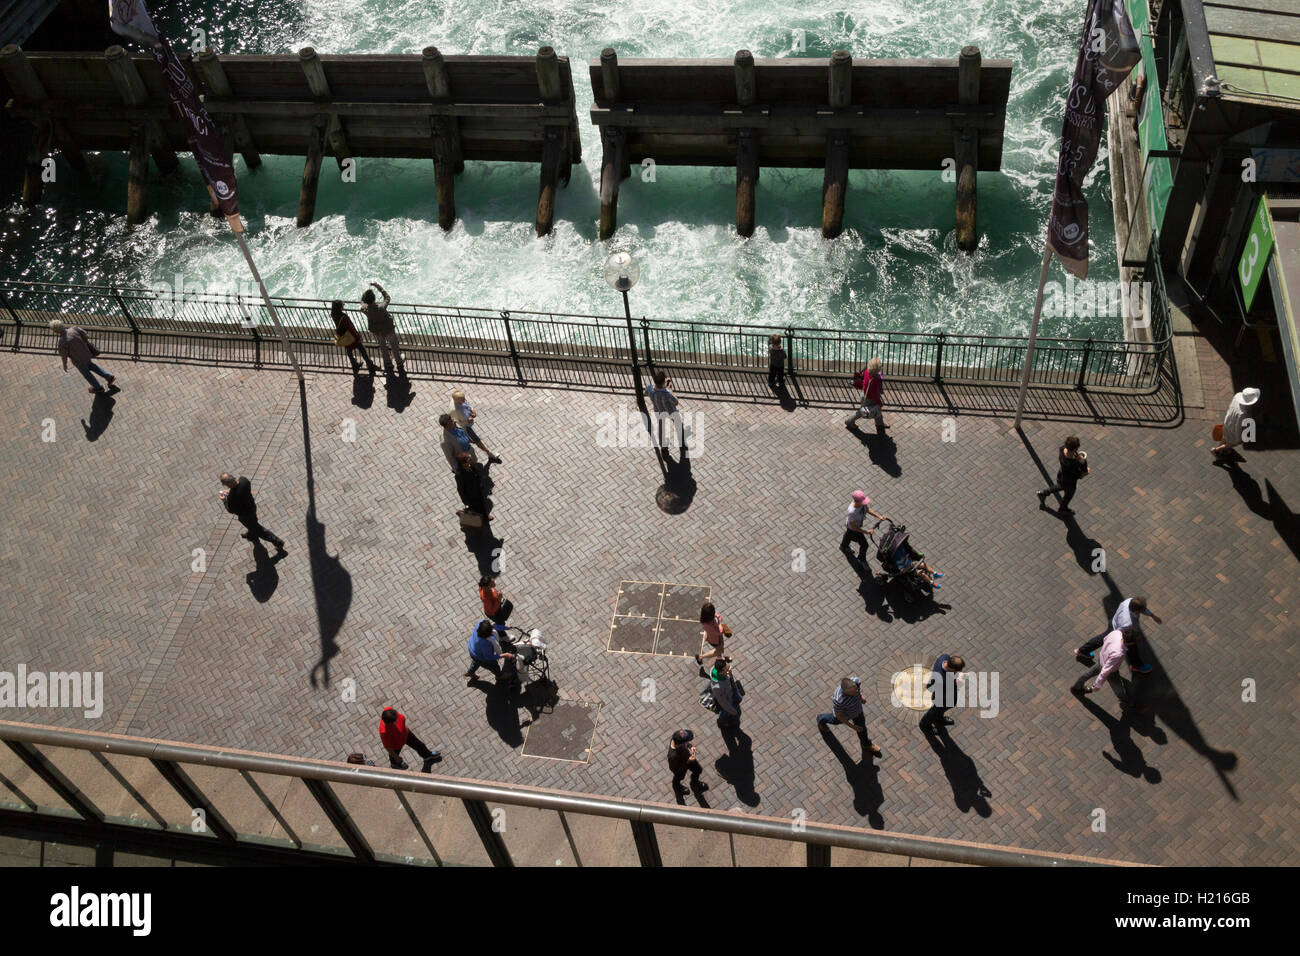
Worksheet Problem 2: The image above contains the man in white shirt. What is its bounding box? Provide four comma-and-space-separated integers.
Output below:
1075, 596, 1160, 672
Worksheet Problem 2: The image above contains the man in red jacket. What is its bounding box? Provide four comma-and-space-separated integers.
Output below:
378, 707, 442, 771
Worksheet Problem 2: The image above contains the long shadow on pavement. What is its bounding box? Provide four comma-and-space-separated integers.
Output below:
714, 724, 759, 807
301, 381, 353, 689
1214, 459, 1300, 563
921, 727, 993, 816
818, 726, 884, 828
245, 543, 283, 603
846, 426, 902, 477
1073, 689, 1162, 784
81, 390, 116, 441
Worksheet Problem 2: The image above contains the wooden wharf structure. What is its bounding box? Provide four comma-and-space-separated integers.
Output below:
0, 43, 583, 234
590, 47, 1011, 249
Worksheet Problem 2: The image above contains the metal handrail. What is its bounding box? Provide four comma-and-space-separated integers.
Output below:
0, 720, 1126, 866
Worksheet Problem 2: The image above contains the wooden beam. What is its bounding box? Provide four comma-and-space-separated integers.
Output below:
536, 125, 564, 237
298, 118, 326, 227
299, 46, 352, 170
735, 50, 759, 237
106, 45, 178, 175
954, 45, 980, 253
422, 46, 464, 173
589, 103, 1004, 134
127, 123, 149, 223
431, 116, 456, 230
600, 48, 629, 179
599, 124, 625, 239
822, 51, 852, 238
600, 47, 621, 103
193, 48, 262, 168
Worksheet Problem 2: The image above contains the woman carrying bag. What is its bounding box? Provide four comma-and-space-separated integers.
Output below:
330, 300, 377, 376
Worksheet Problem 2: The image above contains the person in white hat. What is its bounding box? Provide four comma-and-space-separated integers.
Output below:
1213, 387, 1260, 456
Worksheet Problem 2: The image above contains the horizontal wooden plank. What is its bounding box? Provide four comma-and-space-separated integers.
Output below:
1204, 0, 1300, 20
203, 99, 572, 119
590, 103, 1005, 135
590, 56, 1012, 107
1205, 5, 1300, 45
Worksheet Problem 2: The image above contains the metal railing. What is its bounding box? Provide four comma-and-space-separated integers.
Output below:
0, 279, 1171, 395
0, 720, 1125, 867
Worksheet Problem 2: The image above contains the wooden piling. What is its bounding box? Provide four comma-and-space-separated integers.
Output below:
537, 45, 571, 190
126, 123, 150, 223
430, 117, 457, 230
422, 47, 464, 173
735, 50, 759, 237
536, 46, 567, 235
194, 48, 262, 168
106, 46, 178, 174
2, 44, 84, 190
600, 48, 631, 180
299, 47, 352, 170
298, 118, 325, 227
822, 50, 852, 239
955, 45, 981, 253
599, 124, 624, 239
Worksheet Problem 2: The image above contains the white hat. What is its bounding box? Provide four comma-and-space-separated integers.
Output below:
1239, 387, 1261, 406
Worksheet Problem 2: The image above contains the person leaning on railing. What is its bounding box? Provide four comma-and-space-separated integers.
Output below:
361, 281, 406, 378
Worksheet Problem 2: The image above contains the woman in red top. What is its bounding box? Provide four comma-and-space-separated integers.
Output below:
695, 601, 731, 665
331, 300, 377, 376
479, 575, 513, 627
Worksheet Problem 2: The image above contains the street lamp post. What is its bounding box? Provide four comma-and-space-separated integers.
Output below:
604, 251, 647, 413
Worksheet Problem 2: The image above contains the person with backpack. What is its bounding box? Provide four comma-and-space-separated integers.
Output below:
50, 319, 115, 393
845, 356, 890, 434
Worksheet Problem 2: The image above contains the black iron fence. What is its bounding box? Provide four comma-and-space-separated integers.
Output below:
0, 279, 1170, 395
0, 720, 1120, 867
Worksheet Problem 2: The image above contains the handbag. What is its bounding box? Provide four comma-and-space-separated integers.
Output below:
334, 330, 357, 349
457, 509, 484, 529
699, 686, 720, 713
1212, 423, 1224, 441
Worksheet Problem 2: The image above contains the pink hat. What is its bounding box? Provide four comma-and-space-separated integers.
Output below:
851, 490, 869, 505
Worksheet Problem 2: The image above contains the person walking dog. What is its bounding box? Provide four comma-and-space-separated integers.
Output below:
1038, 435, 1089, 515
51, 320, 115, 393
845, 356, 890, 434
360, 281, 405, 378
378, 707, 441, 771
219, 473, 286, 556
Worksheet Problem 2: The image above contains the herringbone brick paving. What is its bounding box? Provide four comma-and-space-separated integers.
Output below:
0, 350, 1296, 865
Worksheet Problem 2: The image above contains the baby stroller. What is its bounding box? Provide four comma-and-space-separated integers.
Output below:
872, 519, 934, 603
498, 625, 551, 687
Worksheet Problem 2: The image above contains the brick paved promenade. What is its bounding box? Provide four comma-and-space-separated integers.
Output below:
0, 347, 1296, 865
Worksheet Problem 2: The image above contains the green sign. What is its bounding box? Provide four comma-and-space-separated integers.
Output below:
1126, 0, 1173, 231
1238, 196, 1274, 312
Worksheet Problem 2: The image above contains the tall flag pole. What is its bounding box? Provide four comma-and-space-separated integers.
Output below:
1014, 0, 1141, 429
108, 0, 304, 382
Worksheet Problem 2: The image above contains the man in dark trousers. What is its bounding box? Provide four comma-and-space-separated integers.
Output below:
920, 653, 965, 734
816, 675, 882, 757
378, 707, 441, 771
453, 451, 493, 521
219, 473, 286, 555
667, 729, 709, 796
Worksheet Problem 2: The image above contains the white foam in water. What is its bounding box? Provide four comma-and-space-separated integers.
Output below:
1, 0, 1119, 338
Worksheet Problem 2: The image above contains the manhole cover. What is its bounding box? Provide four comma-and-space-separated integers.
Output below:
608, 615, 658, 653
607, 580, 712, 657
614, 580, 664, 618
890, 665, 932, 711
654, 618, 705, 657
659, 583, 711, 620
521, 700, 600, 762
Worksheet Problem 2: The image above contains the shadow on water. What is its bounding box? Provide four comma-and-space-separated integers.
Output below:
300, 381, 352, 689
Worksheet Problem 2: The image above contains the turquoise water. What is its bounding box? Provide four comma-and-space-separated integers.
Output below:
1, 1, 1119, 338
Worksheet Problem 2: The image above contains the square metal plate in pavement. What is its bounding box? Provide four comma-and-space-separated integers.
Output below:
608, 614, 658, 653
614, 580, 664, 618
659, 583, 711, 621
655, 617, 706, 657
521, 700, 600, 762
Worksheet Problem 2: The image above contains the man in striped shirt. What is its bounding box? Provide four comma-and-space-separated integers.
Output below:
816, 676, 882, 757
